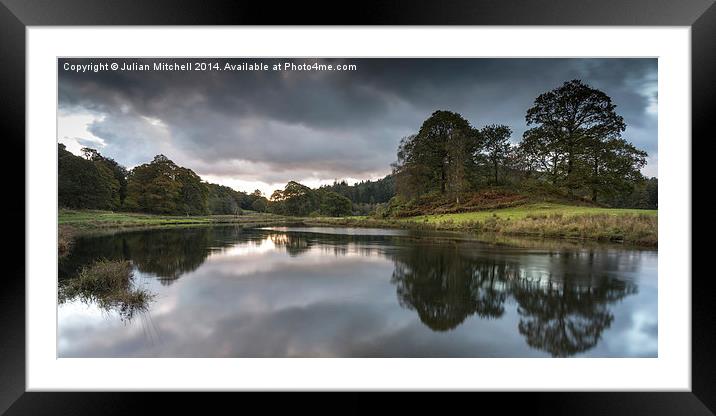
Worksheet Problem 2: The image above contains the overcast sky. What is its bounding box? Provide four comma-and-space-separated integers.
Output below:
58, 58, 657, 195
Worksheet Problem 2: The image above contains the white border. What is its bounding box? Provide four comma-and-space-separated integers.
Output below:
27, 27, 691, 391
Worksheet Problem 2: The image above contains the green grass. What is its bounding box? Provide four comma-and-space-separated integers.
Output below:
60, 209, 214, 227
404, 203, 656, 225
305, 203, 657, 246
59, 204, 658, 250
58, 209, 290, 230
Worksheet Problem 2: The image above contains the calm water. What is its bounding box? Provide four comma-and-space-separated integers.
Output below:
58, 226, 657, 357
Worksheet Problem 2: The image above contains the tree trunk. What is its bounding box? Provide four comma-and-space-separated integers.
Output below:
566, 154, 574, 195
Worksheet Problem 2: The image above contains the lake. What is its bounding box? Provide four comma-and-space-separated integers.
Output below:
58, 225, 657, 357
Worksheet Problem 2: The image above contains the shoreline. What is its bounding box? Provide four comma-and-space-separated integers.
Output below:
303, 215, 657, 248
59, 207, 657, 258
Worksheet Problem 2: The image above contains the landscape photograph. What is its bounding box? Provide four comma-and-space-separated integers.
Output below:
57, 57, 658, 358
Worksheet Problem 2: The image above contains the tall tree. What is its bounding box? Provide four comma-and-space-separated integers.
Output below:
176, 167, 209, 215
580, 137, 647, 202
207, 183, 238, 215
58, 144, 121, 210
251, 197, 268, 213
394, 111, 479, 199
521, 80, 627, 191
267, 181, 319, 216
480, 124, 513, 185
317, 189, 353, 217
124, 154, 208, 215
81, 147, 128, 206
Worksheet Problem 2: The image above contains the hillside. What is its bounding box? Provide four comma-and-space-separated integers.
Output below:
379, 185, 604, 219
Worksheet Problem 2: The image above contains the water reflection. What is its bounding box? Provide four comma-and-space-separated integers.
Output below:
60, 227, 245, 284
388, 242, 638, 356
391, 245, 509, 331
59, 226, 655, 357
514, 278, 636, 357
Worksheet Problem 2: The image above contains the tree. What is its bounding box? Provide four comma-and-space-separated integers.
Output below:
393, 135, 429, 200
267, 181, 318, 216
251, 197, 268, 213
265, 182, 352, 217
283, 181, 318, 215
124, 154, 209, 215
58, 144, 121, 210
393, 111, 480, 199
207, 183, 240, 215
480, 124, 513, 185
176, 168, 209, 215
81, 147, 128, 206
600, 176, 656, 209
517, 127, 564, 183
317, 190, 353, 217
521, 80, 627, 191
580, 137, 647, 202
238, 189, 265, 210
125, 155, 179, 213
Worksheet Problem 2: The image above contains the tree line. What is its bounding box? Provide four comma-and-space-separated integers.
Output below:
59, 145, 270, 215
319, 175, 395, 205
393, 79, 654, 206
59, 145, 358, 217
267, 181, 353, 217
317, 175, 395, 215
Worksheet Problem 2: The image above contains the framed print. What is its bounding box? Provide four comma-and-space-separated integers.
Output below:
2, 0, 712, 414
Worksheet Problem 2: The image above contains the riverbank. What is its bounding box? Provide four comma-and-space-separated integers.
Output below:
58, 209, 295, 229
58, 209, 300, 256
304, 203, 658, 247
59, 203, 657, 257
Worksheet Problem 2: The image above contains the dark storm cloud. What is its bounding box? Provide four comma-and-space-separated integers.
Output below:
58, 58, 658, 187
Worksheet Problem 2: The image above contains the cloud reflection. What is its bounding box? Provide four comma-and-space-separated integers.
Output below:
58, 227, 657, 357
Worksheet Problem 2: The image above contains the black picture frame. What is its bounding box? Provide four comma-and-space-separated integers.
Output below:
1, 0, 710, 414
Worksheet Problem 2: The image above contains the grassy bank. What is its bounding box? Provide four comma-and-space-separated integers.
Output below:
304, 203, 657, 246
58, 209, 300, 256
58, 209, 294, 229
59, 203, 658, 251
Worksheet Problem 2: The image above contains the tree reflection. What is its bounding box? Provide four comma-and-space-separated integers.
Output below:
266, 231, 394, 258
59, 226, 244, 285
389, 242, 639, 356
513, 275, 636, 357
268, 232, 312, 257
390, 244, 511, 331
